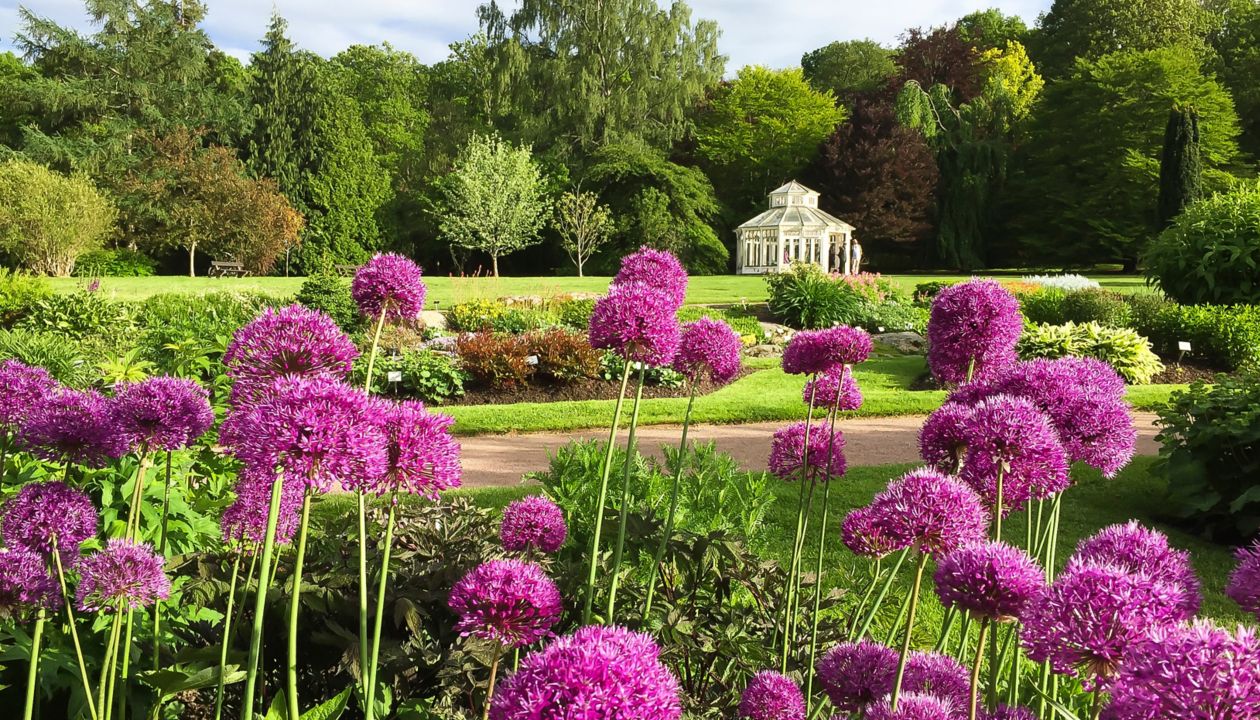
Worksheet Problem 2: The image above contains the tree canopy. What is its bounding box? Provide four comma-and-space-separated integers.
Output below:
800, 40, 897, 101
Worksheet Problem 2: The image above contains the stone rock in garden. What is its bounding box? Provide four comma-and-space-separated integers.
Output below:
873, 331, 927, 354
746, 344, 783, 359
759, 322, 796, 345
421, 310, 447, 331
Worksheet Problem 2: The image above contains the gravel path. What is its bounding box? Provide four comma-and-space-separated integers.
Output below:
458, 412, 1162, 488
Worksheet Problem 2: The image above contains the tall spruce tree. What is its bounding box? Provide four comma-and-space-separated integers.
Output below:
1157, 105, 1203, 228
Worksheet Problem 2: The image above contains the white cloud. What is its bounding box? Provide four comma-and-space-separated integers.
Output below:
2, 0, 1050, 68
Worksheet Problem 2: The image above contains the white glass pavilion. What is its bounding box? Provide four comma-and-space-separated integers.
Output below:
735, 181, 856, 275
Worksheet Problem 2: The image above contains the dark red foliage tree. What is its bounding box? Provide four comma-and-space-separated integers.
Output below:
895, 26, 982, 104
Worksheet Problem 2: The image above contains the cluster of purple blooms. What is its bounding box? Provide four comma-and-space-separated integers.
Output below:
448, 559, 563, 648
351, 252, 428, 323
844, 468, 990, 559
933, 541, 1045, 622
737, 671, 805, 720
926, 279, 1023, 384
769, 422, 847, 482
499, 495, 567, 554
814, 639, 976, 718
589, 248, 688, 368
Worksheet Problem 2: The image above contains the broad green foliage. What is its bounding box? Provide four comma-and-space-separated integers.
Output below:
1209, 0, 1260, 154
800, 39, 897, 99
0, 159, 116, 276
1127, 293, 1260, 371
765, 263, 924, 332
1032, 0, 1212, 77
1146, 183, 1260, 305
0, 269, 52, 326
72, 249, 157, 277
0, 327, 94, 386
957, 9, 1029, 51
1059, 288, 1133, 327
1018, 321, 1164, 384
295, 273, 360, 331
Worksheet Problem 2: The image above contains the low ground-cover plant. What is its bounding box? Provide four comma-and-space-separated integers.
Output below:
0, 269, 53, 326
16, 289, 134, 340
0, 327, 97, 386
398, 349, 466, 403
1019, 321, 1164, 384
1020, 273, 1101, 291
768, 263, 924, 333
530, 327, 603, 383
456, 331, 535, 389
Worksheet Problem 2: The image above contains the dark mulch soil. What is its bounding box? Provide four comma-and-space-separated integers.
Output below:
1150, 361, 1227, 385
910, 371, 945, 392
447, 367, 755, 406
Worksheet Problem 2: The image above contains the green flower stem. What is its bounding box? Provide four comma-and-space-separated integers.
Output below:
581, 360, 633, 624
116, 609, 133, 720
1, 436, 11, 482
853, 548, 909, 640
993, 466, 1006, 541
934, 607, 958, 653
240, 475, 284, 720
988, 618, 1001, 709
642, 381, 697, 620
364, 307, 388, 392
231, 550, 260, 636
804, 474, 833, 708
357, 490, 372, 715
366, 494, 399, 717
968, 617, 989, 720
606, 367, 647, 621
1091, 686, 1104, 720
884, 587, 913, 646
483, 645, 504, 720
153, 450, 174, 671
780, 381, 818, 670
101, 609, 123, 720
52, 537, 99, 720
890, 552, 930, 711
213, 553, 243, 720
287, 491, 314, 720
23, 608, 46, 720
955, 613, 973, 661
125, 450, 153, 540
1006, 626, 1022, 707
848, 558, 883, 641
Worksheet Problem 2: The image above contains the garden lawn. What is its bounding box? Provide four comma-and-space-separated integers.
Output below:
442, 355, 1184, 435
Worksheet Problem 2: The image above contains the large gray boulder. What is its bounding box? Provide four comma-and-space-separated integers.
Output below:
874, 331, 927, 354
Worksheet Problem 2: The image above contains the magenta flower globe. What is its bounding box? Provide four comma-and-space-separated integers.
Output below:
18, 388, 127, 467
803, 364, 862, 411
841, 507, 908, 558
1, 480, 98, 561
864, 692, 960, 720
110, 376, 215, 452
1073, 521, 1200, 619
782, 326, 872, 376
673, 317, 742, 384
862, 468, 989, 557
366, 400, 461, 499
815, 639, 897, 713
927, 279, 1022, 384
934, 541, 1045, 622
738, 671, 804, 720
223, 304, 359, 403
448, 559, 563, 649
918, 402, 973, 474
0, 359, 57, 434
352, 252, 427, 322
959, 394, 1070, 515
589, 282, 682, 367
500, 495, 567, 554
489, 625, 683, 720
982, 706, 1037, 720
1227, 540, 1260, 621
902, 650, 970, 707
0, 547, 61, 619
220, 470, 305, 552
613, 246, 688, 309
75, 539, 170, 613
768, 422, 846, 482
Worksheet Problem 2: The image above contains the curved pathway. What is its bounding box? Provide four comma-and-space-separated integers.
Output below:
458, 412, 1162, 488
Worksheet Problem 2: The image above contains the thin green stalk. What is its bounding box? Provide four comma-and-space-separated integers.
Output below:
52, 538, 99, 720
240, 475, 284, 720
126, 451, 153, 540
483, 645, 503, 720
993, 466, 1005, 541
1090, 686, 1103, 720
783, 474, 817, 670
934, 608, 958, 653
364, 307, 388, 392
213, 553, 243, 720
643, 382, 697, 620
606, 367, 647, 621
988, 617, 1001, 709
287, 491, 314, 720
804, 477, 833, 708
854, 548, 909, 640
582, 360, 632, 624
357, 491, 372, 717
968, 618, 989, 720
231, 550, 260, 635
153, 450, 174, 671
23, 609, 46, 720
778, 380, 817, 666
884, 588, 913, 646
955, 613, 973, 662
366, 494, 399, 716
847, 558, 883, 641
890, 552, 930, 711
116, 609, 133, 720
101, 609, 123, 720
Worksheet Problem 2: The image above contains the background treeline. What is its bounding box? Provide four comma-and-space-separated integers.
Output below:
0, 0, 1257, 276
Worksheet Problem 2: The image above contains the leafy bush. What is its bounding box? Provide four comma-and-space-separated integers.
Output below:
1017, 287, 1069, 325
455, 331, 535, 388
1018, 321, 1165, 384
676, 306, 766, 344
0, 328, 94, 386
530, 327, 603, 383
399, 349, 466, 403
1145, 183, 1260, 305
71, 248, 157, 277
1127, 294, 1260, 371
599, 352, 686, 387
448, 299, 508, 332
556, 297, 596, 330
1157, 374, 1260, 541
913, 281, 955, 304
16, 290, 133, 339
0, 269, 52, 327
851, 297, 929, 334
765, 263, 863, 329
137, 291, 275, 376
296, 273, 360, 330
1059, 288, 1132, 327
1020, 273, 1100, 291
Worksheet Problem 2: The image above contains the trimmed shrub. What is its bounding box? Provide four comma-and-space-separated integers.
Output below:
530, 327, 603, 383
1018, 321, 1164, 384
399, 349, 465, 403
296, 273, 360, 331
455, 332, 535, 389
1145, 183, 1260, 305
71, 248, 157, 277
1127, 295, 1260, 371
1059, 288, 1132, 327
765, 263, 863, 329
1017, 287, 1069, 325
137, 291, 275, 375
0, 269, 53, 327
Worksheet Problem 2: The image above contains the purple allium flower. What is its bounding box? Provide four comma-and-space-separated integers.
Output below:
223, 304, 359, 404
1074, 522, 1200, 619
934, 541, 1045, 622
803, 364, 863, 411
1060, 399, 1136, 480
768, 422, 846, 482
865, 692, 960, 720
221, 375, 387, 493
18, 388, 128, 466
918, 402, 973, 474
365, 400, 461, 499
448, 559, 563, 648
903, 650, 970, 707
841, 506, 908, 558
815, 639, 897, 713
927, 279, 1022, 384
1021, 562, 1186, 687
351, 252, 427, 322
782, 326, 872, 376
738, 671, 804, 720
0, 547, 61, 619
489, 625, 682, 720
1, 481, 98, 561
613, 247, 688, 309
0, 359, 57, 434
500, 495, 567, 554
959, 395, 1070, 515
862, 468, 989, 557
1227, 540, 1260, 621
110, 376, 214, 452
75, 539, 170, 613
1103, 619, 1260, 720
982, 705, 1037, 720
589, 282, 682, 367
673, 317, 742, 384
220, 470, 305, 551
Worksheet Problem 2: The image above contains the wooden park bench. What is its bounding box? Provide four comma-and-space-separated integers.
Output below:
334, 264, 359, 277
209, 260, 250, 278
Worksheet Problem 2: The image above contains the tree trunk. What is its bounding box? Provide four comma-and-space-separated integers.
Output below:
188, 243, 197, 278
492, 254, 500, 278
577, 257, 584, 278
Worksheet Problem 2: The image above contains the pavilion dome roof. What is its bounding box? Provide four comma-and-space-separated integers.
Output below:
737, 180, 853, 232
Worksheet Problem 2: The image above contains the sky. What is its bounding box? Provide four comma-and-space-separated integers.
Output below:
1, 0, 1052, 69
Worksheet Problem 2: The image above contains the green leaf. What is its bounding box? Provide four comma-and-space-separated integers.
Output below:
138, 665, 245, 697
300, 685, 352, 720
264, 692, 287, 720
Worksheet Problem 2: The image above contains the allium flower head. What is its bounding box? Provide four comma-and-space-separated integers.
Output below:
782, 326, 872, 376
1074, 521, 1200, 618
1227, 540, 1260, 621
673, 317, 742, 384
2, 481, 98, 560
351, 252, 427, 322
768, 422, 846, 481
1103, 619, 1260, 720
803, 364, 862, 411
613, 247, 688, 309
223, 304, 359, 403
959, 394, 1070, 515
862, 468, 989, 557
221, 375, 387, 493
110, 376, 214, 452
982, 705, 1037, 720
0, 359, 57, 433
220, 470, 305, 551
927, 279, 1022, 384
865, 692, 960, 720
448, 559, 563, 648
365, 400, 461, 498
489, 625, 682, 720
0, 547, 61, 619
738, 671, 804, 720
903, 650, 970, 707
500, 495, 567, 554
75, 539, 170, 613
934, 541, 1045, 621
841, 506, 907, 558
18, 388, 128, 466
919, 402, 973, 474
815, 639, 897, 713
589, 282, 682, 367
